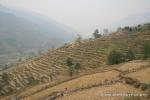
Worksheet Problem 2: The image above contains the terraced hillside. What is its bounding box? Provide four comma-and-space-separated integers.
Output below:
2, 60, 149, 100
0, 30, 150, 99
56, 61, 150, 100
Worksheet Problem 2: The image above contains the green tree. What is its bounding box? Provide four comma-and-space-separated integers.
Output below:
66, 57, 74, 66
74, 63, 81, 70
103, 28, 109, 34
75, 34, 82, 43
126, 49, 135, 61
142, 41, 150, 59
66, 57, 81, 76
107, 50, 125, 65
93, 29, 102, 39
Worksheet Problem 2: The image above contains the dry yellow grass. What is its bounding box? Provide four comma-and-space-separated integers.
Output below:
125, 67, 150, 84
22, 70, 120, 100
1, 32, 150, 97
58, 83, 146, 100
16, 75, 72, 98
117, 60, 149, 71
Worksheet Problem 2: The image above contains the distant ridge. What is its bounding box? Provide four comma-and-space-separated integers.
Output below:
0, 4, 76, 55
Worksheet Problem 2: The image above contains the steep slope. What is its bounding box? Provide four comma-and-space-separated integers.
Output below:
0, 28, 150, 99
56, 60, 149, 100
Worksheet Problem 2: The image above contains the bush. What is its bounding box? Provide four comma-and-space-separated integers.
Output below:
66, 57, 74, 66
1, 72, 10, 85
27, 77, 39, 85
93, 29, 102, 39
142, 41, 150, 59
143, 83, 150, 90
61, 43, 69, 48
66, 57, 81, 76
126, 49, 135, 61
141, 84, 147, 90
75, 34, 82, 43
107, 50, 125, 65
74, 63, 81, 70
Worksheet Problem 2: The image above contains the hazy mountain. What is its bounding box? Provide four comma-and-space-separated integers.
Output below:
0, 5, 76, 55
114, 12, 150, 28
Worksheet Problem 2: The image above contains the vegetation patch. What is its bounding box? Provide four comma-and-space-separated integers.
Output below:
107, 49, 125, 65
27, 77, 40, 86
126, 49, 135, 61
142, 41, 150, 59
66, 57, 81, 76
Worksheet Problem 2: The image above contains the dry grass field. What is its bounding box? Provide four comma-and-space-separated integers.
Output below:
117, 60, 149, 71
21, 70, 120, 100
125, 67, 150, 84
1, 60, 150, 100
57, 83, 146, 100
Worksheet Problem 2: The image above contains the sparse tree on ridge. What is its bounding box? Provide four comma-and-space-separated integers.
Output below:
75, 34, 82, 43
93, 29, 102, 39
103, 28, 109, 34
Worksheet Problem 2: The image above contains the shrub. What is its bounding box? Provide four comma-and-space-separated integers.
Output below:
141, 84, 147, 90
66, 57, 81, 76
126, 49, 135, 61
142, 41, 150, 59
74, 63, 81, 70
93, 29, 102, 39
27, 77, 39, 86
1, 72, 10, 85
75, 34, 82, 43
107, 50, 125, 65
69, 66, 74, 76
66, 57, 74, 66
62, 43, 69, 48
143, 83, 150, 90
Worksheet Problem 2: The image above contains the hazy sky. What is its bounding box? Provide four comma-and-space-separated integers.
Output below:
0, 0, 150, 37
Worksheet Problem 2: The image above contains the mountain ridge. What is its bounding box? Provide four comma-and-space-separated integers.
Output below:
0, 5, 76, 55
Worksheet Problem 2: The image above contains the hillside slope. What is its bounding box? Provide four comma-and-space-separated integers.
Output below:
0, 26, 150, 99
0, 5, 76, 55
1, 60, 150, 100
